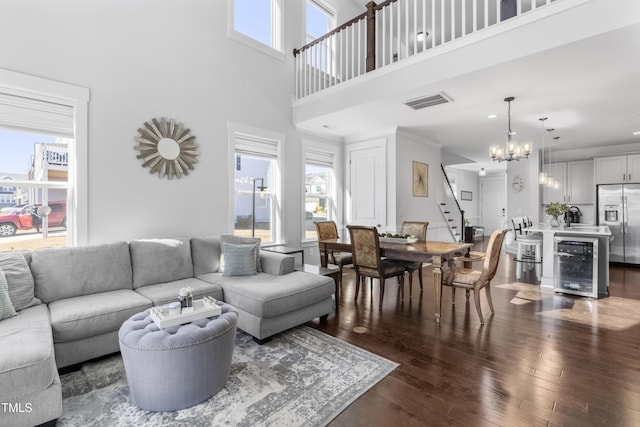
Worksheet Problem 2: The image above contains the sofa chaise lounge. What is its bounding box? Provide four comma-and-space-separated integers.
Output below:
0, 235, 334, 427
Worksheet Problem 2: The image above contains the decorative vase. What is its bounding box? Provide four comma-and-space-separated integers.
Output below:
550, 215, 560, 227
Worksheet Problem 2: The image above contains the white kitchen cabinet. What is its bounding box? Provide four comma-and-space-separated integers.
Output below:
542, 160, 593, 204
596, 154, 640, 184
542, 162, 566, 204
567, 160, 594, 204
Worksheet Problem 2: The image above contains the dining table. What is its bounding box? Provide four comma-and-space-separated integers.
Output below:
318, 238, 473, 322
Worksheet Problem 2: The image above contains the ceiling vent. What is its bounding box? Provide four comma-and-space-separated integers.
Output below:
404, 92, 453, 110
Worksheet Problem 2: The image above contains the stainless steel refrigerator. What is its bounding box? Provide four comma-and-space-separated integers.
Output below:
597, 184, 640, 264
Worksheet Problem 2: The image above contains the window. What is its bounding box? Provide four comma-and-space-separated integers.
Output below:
230, 125, 282, 244
305, 0, 335, 73
0, 69, 89, 251
231, 0, 283, 53
303, 144, 337, 241
306, 0, 334, 43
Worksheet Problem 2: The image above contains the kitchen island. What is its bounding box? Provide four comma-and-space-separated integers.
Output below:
527, 223, 611, 298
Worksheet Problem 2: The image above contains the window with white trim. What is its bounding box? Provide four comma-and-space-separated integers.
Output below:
232, 130, 282, 244
0, 71, 88, 250
306, 0, 335, 43
232, 0, 284, 52
305, 0, 335, 72
303, 145, 337, 241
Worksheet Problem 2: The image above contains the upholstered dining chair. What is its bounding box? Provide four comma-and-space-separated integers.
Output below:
347, 225, 407, 308
387, 221, 429, 298
314, 221, 352, 288
445, 228, 509, 324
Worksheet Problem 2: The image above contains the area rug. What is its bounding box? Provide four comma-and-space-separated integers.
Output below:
58, 326, 398, 426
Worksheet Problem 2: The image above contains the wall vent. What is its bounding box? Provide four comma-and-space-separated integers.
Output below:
404, 92, 453, 110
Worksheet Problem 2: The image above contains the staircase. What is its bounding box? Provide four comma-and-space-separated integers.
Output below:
439, 165, 465, 242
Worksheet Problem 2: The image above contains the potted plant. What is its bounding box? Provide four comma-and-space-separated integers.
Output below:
545, 201, 568, 227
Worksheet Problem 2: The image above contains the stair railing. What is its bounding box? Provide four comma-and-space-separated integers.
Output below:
439, 164, 465, 242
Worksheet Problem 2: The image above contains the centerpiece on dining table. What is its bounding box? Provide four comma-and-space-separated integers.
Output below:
378, 232, 418, 244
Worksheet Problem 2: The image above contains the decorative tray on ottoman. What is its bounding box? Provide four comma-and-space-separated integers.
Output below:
150, 296, 222, 329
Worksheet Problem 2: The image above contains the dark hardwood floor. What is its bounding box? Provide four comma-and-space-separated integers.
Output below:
307, 242, 640, 426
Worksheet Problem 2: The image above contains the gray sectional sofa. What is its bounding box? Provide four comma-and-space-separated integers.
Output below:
0, 236, 334, 427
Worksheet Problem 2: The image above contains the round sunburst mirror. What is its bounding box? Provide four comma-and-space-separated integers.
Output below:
133, 117, 199, 179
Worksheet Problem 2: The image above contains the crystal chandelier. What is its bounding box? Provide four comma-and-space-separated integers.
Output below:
489, 97, 532, 162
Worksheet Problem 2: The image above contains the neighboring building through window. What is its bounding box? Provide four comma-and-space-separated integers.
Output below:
231, 126, 282, 244
303, 144, 337, 241
232, 0, 283, 52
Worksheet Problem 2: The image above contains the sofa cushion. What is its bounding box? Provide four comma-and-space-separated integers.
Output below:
0, 251, 40, 311
134, 277, 224, 306
48, 289, 151, 343
31, 241, 133, 303
219, 235, 262, 273
205, 271, 334, 318
0, 270, 17, 320
191, 236, 222, 276
130, 238, 194, 288
0, 304, 57, 402
222, 243, 258, 277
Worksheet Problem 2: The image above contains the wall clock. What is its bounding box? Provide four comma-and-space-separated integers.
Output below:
512, 175, 524, 192
133, 117, 199, 180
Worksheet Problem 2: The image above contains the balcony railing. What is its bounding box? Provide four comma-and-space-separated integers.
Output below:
31, 143, 68, 181
294, 0, 558, 99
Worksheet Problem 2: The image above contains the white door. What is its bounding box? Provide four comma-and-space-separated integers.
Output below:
480, 176, 507, 235
347, 142, 386, 228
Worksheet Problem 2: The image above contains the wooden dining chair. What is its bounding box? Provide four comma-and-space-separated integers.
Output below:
387, 221, 429, 298
314, 221, 352, 288
445, 229, 509, 324
347, 225, 407, 308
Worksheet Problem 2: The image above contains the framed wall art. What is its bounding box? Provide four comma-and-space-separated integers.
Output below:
412, 161, 428, 197
461, 191, 473, 201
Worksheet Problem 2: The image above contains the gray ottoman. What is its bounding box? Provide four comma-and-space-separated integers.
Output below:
118, 302, 238, 412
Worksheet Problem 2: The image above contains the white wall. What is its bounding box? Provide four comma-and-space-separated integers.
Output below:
506, 150, 541, 223
394, 129, 447, 239
0, 0, 350, 245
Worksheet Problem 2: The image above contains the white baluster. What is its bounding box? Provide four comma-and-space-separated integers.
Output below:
387, 4, 393, 64
432, 0, 437, 47
422, 0, 427, 51
441, 0, 445, 45
396, 1, 401, 61
451, 0, 455, 40
473, 0, 478, 33
485, 0, 489, 29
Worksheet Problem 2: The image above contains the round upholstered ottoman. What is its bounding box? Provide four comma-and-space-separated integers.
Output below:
118, 302, 238, 412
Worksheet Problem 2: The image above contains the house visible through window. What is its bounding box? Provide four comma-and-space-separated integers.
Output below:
0, 75, 82, 251
304, 146, 336, 240
233, 0, 283, 52
232, 130, 282, 244
0, 128, 70, 250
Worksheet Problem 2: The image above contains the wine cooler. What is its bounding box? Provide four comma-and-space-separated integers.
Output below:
554, 236, 601, 298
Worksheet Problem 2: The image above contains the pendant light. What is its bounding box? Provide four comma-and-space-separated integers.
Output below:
489, 97, 532, 162
538, 117, 548, 185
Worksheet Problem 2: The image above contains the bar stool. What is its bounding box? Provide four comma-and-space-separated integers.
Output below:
512, 217, 542, 280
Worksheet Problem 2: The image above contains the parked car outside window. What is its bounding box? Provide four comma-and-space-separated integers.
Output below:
0, 201, 66, 237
